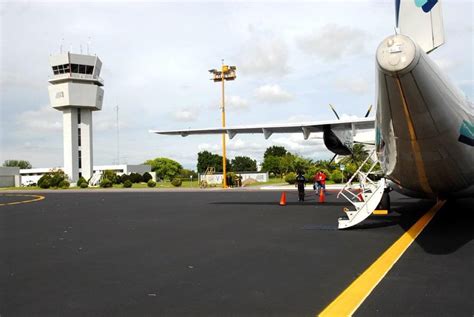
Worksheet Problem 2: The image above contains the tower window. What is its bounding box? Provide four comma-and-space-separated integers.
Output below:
78, 128, 81, 146
78, 150, 82, 169
85, 65, 94, 74
77, 108, 81, 124
78, 65, 86, 74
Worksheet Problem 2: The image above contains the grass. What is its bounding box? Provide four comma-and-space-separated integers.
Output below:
1, 179, 341, 191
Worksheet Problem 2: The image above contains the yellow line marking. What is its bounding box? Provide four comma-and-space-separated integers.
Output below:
0, 194, 45, 206
395, 76, 433, 194
318, 200, 445, 317
373, 209, 389, 215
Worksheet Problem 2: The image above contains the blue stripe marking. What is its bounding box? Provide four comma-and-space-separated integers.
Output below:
458, 120, 474, 146
422, 0, 438, 13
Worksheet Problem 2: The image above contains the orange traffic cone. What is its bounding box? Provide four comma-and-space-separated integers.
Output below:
319, 188, 325, 203
279, 192, 287, 206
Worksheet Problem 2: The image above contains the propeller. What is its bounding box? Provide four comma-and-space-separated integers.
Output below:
329, 104, 340, 120
328, 104, 373, 119
364, 104, 373, 117
328, 153, 338, 164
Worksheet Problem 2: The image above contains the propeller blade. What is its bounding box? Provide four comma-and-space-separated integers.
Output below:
364, 104, 373, 117
329, 104, 340, 120
328, 153, 338, 164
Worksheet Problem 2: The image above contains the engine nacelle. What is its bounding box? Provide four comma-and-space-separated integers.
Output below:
323, 126, 353, 156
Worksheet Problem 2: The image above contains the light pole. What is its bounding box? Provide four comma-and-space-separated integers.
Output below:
209, 61, 237, 188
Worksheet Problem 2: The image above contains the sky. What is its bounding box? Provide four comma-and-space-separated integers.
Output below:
0, 0, 472, 170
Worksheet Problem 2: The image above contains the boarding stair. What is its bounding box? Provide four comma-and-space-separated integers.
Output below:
337, 149, 386, 229
89, 171, 103, 186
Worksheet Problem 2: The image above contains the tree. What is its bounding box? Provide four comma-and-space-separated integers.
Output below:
102, 170, 118, 183
145, 157, 183, 180
280, 154, 296, 175
231, 156, 257, 172
3, 160, 32, 169
293, 156, 313, 173
339, 144, 369, 166
263, 146, 287, 158
179, 169, 198, 179
261, 155, 282, 176
196, 151, 230, 173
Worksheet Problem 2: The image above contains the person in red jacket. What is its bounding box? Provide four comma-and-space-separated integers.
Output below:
315, 170, 327, 195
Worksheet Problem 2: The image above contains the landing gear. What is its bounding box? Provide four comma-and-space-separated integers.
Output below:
377, 187, 392, 212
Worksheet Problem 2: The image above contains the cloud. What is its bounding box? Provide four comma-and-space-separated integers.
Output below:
432, 57, 461, 72
237, 27, 290, 76
16, 106, 62, 132
272, 134, 327, 157
198, 143, 219, 152
334, 77, 370, 95
171, 108, 198, 122
298, 24, 368, 61
227, 95, 249, 111
254, 84, 293, 103
94, 115, 127, 132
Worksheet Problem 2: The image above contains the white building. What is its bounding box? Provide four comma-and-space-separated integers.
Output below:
19, 165, 152, 186
48, 52, 104, 182
199, 172, 269, 185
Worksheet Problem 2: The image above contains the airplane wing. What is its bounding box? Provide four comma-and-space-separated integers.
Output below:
150, 117, 375, 140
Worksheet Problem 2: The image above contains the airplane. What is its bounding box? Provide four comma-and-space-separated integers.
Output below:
151, 0, 473, 228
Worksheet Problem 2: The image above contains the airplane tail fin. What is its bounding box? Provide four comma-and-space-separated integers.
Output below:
395, 0, 445, 53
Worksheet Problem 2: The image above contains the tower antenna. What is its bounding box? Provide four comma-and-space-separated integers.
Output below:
115, 105, 120, 164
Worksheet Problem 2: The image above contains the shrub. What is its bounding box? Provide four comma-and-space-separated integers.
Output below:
38, 174, 51, 188
49, 169, 67, 187
129, 172, 143, 183
123, 180, 133, 188
38, 169, 67, 188
142, 172, 153, 183
39, 178, 51, 189
330, 170, 344, 183
114, 174, 122, 184
80, 182, 88, 188
77, 176, 88, 187
100, 178, 113, 188
102, 170, 118, 183
171, 178, 182, 187
58, 180, 70, 189
284, 172, 297, 185
120, 174, 130, 183
147, 179, 156, 187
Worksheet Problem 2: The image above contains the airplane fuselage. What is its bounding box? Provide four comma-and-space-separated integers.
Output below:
375, 34, 474, 198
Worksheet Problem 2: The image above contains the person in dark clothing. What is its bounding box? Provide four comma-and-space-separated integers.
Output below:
295, 171, 306, 202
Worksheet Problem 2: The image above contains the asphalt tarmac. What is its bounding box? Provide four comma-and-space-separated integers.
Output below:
0, 190, 472, 316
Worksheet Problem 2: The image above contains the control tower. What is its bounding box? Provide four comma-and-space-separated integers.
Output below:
48, 53, 104, 182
